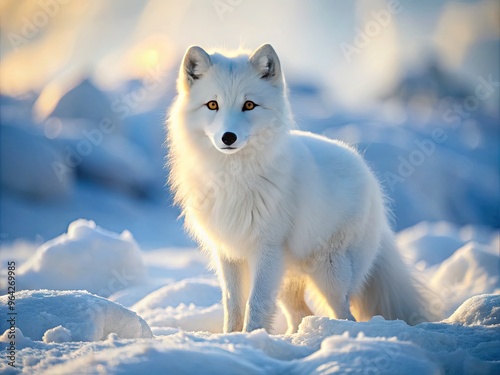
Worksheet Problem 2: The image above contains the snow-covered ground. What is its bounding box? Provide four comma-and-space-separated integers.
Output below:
0, 219, 499, 374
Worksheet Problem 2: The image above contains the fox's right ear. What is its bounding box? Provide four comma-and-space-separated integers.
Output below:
181, 46, 212, 89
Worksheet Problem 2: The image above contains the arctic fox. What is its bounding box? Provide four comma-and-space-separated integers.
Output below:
167, 44, 437, 333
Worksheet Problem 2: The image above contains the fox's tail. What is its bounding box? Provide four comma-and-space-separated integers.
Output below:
352, 229, 441, 325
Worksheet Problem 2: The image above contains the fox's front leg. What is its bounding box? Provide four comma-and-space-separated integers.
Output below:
244, 245, 284, 332
217, 255, 246, 332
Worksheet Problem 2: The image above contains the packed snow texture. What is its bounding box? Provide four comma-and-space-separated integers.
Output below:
131, 278, 224, 333
0, 289, 153, 342
0, 220, 498, 374
446, 294, 500, 326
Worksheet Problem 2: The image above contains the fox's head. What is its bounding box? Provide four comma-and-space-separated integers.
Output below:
173, 44, 291, 155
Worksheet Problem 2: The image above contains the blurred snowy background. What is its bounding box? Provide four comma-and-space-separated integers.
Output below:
0, 0, 498, 248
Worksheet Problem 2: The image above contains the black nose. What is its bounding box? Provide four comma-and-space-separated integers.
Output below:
221, 132, 237, 146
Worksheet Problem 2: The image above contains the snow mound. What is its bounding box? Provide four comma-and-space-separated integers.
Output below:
18, 219, 146, 297
291, 307, 500, 374
0, 327, 32, 348
0, 290, 152, 341
42, 325, 72, 343
397, 221, 468, 268
290, 332, 440, 375
397, 221, 498, 269
132, 278, 224, 333
430, 242, 500, 315
133, 278, 221, 310
108, 282, 167, 307
446, 294, 500, 326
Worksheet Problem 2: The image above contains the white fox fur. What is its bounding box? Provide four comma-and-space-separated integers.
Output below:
167, 44, 437, 333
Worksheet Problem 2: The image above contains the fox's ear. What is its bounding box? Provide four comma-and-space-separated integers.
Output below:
249, 44, 282, 84
182, 46, 212, 88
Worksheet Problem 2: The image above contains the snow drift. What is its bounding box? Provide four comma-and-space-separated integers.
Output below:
0, 221, 498, 374
1, 295, 498, 374
16, 219, 146, 297
0, 290, 152, 342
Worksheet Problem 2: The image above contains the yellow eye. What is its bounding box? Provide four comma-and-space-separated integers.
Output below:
206, 100, 218, 110
243, 101, 256, 111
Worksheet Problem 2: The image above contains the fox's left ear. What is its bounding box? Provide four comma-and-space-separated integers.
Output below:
249, 44, 282, 85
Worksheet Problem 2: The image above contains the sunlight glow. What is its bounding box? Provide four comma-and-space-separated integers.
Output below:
141, 48, 160, 68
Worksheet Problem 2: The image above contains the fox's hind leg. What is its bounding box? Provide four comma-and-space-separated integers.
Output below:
308, 252, 356, 321
279, 273, 313, 334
